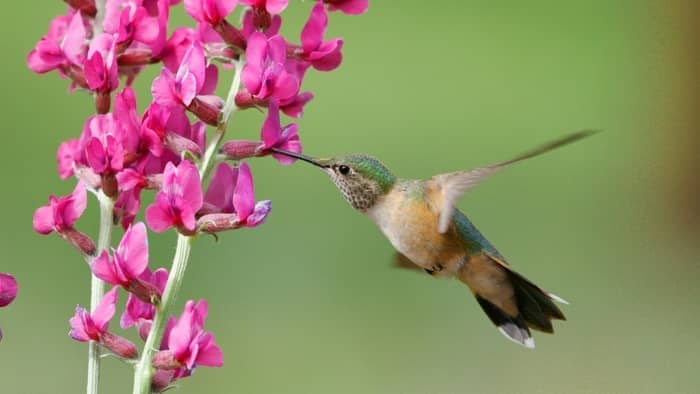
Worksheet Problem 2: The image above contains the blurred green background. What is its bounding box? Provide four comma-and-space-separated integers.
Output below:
2, 1, 699, 393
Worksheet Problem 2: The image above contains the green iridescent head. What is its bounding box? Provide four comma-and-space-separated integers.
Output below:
269, 149, 396, 211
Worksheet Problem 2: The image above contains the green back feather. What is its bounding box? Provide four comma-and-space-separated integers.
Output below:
342, 155, 396, 192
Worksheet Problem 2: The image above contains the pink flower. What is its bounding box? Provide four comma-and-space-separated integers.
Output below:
161, 27, 198, 72
81, 115, 126, 191
241, 33, 299, 103
220, 100, 301, 162
33, 182, 89, 236
240, 0, 288, 14
84, 33, 119, 95
76, 88, 142, 193
27, 13, 73, 74
198, 162, 271, 231
152, 43, 222, 125
146, 160, 203, 234
27, 11, 91, 90
323, 0, 368, 15
298, 1, 343, 71
152, 300, 223, 370
91, 223, 162, 303
69, 287, 138, 359
0, 273, 18, 308
260, 100, 301, 164
104, 0, 170, 57
184, 0, 237, 26
121, 268, 169, 340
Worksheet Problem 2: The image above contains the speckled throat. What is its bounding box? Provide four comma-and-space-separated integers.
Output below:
327, 170, 386, 211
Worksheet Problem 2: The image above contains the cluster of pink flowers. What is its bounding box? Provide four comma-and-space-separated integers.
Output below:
29, 0, 366, 391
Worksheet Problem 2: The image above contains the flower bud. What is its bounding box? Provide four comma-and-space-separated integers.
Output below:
219, 140, 262, 160
152, 350, 180, 370
100, 331, 138, 359
213, 20, 247, 51
125, 278, 162, 305
234, 91, 256, 109
197, 213, 242, 233
165, 133, 202, 158
62, 228, 97, 256
187, 96, 222, 127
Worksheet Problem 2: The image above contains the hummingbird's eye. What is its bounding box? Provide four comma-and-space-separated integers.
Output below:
338, 165, 350, 175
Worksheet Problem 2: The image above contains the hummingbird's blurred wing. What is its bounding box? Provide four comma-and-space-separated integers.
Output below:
433, 130, 598, 233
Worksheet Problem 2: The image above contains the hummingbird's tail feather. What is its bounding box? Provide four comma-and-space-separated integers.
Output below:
458, 253, 567, 348
475, 295, 535, 348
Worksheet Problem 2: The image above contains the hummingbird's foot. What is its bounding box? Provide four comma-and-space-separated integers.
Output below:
424, 263, 444, 276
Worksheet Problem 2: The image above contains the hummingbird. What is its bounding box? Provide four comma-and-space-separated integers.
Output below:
270, 130, 597, 348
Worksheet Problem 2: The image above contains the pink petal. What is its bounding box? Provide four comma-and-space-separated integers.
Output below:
241, 63, 263, 95
90, 251, 120, 285
233, 163, 255, 219
177, 161, 204, 211
151, 68, 179, 107
178, 72, 199, 106
280, 92, 314, 118
64, 182, 88, 227
178, 205, 198, 232
169, 301, 196, 359
62, 12, 88, 66
309, 39, 343, 71
181, 43, 206, 93
301, 2, 327, 53
184, 0, 205, 22
84, 51, 106, 91
245, 32, 267, 67
265, 0, 288, 14
116, 223, 149, 279
85, 137, 107, 174
69, 307, 91, 341
204, 163, 236, 213
0, 273, 18, 307
214, 0, 238, 22
92, 287, 119, 331
200, 64, 219, 96
146, 196, 174, 233
33, 205, 56, 234
272, 70, 300, 101
245, 200, 271, 227
260, 100, 281, 148
194, 332, 223, 366
267, 35, 287, 63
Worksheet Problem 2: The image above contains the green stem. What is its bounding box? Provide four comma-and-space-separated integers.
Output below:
87, 191, 114, 394
132, 235, 192, 394
199, 59, 244, 180
131, 59, 245, 394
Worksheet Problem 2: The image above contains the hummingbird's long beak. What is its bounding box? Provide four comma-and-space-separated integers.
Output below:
269, 148, 328, 168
